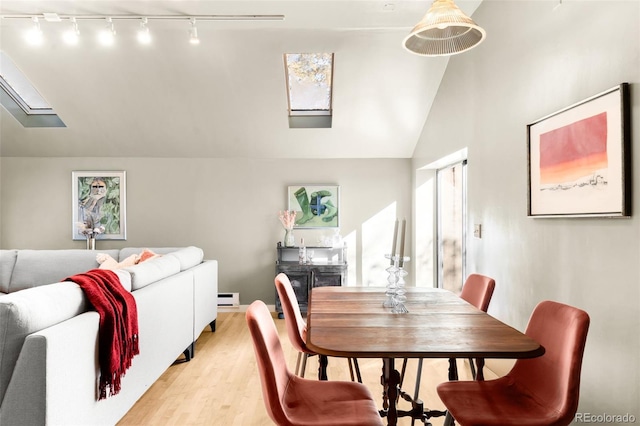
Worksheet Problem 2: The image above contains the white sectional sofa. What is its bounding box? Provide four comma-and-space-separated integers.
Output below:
0, 246, 217, 426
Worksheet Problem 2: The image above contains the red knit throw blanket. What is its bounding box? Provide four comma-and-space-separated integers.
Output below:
65, 269, 139, 400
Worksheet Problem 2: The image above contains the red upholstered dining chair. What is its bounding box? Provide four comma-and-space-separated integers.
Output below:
460, 273, 495, 312
437, 300, 590, 426
246, 300, 383, 426
458, 273, 496, 379
399, 274, 496, 403
274, 273, 361, 382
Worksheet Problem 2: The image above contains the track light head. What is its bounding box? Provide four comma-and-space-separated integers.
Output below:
62, 17, 80, 45
137, 17, 151, 44
25, 16, 44, 46
98, 17, 116, 46
189, 18, 200, 45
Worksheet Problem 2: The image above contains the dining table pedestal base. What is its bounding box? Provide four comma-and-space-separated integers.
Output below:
317, 355, 329, 380
378, 358, 448, 426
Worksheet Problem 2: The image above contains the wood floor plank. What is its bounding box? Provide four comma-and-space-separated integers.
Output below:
118, 311, 493, 425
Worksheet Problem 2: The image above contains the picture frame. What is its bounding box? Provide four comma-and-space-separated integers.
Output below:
527, 83, 631, 218
72, 171, 127, 240
287, 184, 340, 228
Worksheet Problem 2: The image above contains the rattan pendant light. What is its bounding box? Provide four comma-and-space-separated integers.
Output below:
403, 0, 486, 56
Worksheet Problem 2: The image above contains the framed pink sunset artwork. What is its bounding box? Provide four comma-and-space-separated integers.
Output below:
527, 83, 630, 217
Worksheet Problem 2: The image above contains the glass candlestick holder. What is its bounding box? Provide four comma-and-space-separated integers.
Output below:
392, 257, 410, 314
383, 254, 399, 307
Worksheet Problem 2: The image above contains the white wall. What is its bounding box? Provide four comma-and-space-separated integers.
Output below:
413, 0, 639, 419
0, 157, 412, 303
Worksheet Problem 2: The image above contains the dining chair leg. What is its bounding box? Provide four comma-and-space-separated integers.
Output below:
352, 358, 362, 383
399, 358, 409, 388
347, 358, 356, 382
468, 357, 477, 380
295, 352, 303, 376
444, 411, 455, 426
300, 353, 309, 377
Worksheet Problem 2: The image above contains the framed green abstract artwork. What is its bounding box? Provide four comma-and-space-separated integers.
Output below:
288, 185, 339, 228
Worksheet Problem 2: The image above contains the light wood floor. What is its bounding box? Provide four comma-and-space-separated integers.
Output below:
118, 311, 492, 426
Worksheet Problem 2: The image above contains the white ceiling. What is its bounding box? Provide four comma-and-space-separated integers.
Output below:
0, 1, 481, 158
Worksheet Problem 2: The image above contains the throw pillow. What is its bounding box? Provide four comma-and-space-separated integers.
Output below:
138, 249, 161, 263
97, 253, 138, 270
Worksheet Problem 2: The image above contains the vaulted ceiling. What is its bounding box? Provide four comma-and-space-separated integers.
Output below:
0, 1, 481, 158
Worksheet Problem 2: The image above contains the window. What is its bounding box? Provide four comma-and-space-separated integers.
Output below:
0, 51, 65, 127
284, 53, 333, 128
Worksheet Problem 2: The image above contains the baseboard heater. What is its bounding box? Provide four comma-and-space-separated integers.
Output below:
217, 292, 240, 307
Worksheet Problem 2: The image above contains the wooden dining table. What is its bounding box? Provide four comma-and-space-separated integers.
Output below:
305, 286, 544, 426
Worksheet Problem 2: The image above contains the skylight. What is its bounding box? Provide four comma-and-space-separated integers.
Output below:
0, 51, 65, 127
284, 53, 333, 128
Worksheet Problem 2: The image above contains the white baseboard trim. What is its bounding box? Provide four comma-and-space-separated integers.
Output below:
219, 304, 275, 313
217, 292, 240, 307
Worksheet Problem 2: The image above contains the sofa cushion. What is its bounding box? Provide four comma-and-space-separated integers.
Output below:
122, 255, 181, 291
167, 246, 204, 271
9, 249, 120, 293
0, 282, 89, 403
113, 269, 132, 292
0, 250, 18, 293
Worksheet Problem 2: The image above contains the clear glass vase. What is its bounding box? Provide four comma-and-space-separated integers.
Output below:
284, 229, 295, 247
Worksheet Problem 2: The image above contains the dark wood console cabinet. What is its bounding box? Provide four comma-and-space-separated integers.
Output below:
275, 245, 347, 318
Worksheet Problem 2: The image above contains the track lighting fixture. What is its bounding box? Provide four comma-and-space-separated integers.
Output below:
62, 17, 80, 45
98, 17, 116, 46
137, 17, 151, 44
3, 13, 285, 47
25, 16, 43, 46
189, 18, 200, 45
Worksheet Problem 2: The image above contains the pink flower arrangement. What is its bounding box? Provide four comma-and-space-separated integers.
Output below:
77, 212, 106, 238
278, 210, 297, 230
